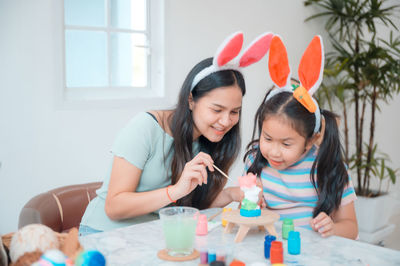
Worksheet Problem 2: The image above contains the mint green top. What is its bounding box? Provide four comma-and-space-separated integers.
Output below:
81, 112, 199, 231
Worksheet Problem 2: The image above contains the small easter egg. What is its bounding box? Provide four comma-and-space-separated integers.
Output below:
75, 250, 106, 266
38, 249, 67, 265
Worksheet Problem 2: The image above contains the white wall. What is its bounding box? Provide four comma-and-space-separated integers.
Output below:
0, 0, 399, 242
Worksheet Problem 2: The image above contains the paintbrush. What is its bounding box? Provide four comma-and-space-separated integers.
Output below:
212, 164, 234, 182
207, 209, 224, 221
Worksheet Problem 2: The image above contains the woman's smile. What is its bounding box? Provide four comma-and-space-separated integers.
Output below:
212, 125, 226, 135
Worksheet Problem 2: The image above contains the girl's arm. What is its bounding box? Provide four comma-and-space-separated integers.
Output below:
105, 152, 213, 220
331, 202, 358, 239
311, 202, 358, 239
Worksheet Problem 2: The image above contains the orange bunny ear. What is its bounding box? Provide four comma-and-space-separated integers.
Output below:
268, 35, 291, 89
239, 32, 273, 67
214, 32, 244, 67
298, 36, 324, 96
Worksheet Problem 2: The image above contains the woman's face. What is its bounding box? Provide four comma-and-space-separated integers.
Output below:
189, 85, 243, 142
259, 115, 314, 170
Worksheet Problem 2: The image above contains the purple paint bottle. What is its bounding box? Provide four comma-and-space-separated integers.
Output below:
199, 247, 208, 264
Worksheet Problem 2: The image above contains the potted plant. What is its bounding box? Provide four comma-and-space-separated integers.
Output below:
304, 0, 400, 240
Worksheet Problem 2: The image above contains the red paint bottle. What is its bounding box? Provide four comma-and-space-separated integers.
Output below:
270, 240, 283, 264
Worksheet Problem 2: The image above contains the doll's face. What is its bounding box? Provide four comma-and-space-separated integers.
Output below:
259, 115, 314, 170
189, 85, 242, 142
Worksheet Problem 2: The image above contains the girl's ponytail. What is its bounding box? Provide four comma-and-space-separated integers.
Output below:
311, 109, 349, 217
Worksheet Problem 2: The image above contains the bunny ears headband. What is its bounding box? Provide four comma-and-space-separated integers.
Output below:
190, 31, 274, 91
267, 35, 324, 133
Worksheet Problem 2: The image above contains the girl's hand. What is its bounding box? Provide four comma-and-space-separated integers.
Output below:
171, 152, 214, 200
226, 186, 244, 203
310, 212, 335, 237
256, 177, 266, 208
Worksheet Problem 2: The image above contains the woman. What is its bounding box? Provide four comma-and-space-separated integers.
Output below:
79, 32, 272, 235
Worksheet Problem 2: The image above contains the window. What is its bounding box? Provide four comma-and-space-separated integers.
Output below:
63, 0, 164, 103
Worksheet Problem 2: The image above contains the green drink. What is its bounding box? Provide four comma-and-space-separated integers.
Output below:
159, 207, 199, 256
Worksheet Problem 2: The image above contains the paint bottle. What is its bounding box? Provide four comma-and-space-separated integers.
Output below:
208, 248, 217, 263
270, 241, 283, 264
216, 247, 226, 262
222, 207, 232, 227
210, 261, 226, 266
264, 234, 276, 259
229, 260, 245, 266
196, 214, 208, 235
282, 218, 294, 239
288, 231, 301, 255
199, 246, 208, 264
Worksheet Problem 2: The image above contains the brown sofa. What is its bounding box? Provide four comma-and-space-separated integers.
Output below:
18, 182, 102, 233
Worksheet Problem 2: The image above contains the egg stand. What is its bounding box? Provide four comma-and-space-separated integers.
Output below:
222, 209, 279, 243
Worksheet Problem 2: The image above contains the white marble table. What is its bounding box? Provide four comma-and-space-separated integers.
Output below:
80, 208, 400, 266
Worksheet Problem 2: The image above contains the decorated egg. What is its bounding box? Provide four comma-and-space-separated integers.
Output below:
9, 224, 59, 262
75, 250, 106, 266
36, 249, 68, 266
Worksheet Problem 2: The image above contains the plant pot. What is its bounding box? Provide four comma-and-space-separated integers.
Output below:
354, 193, 395, 233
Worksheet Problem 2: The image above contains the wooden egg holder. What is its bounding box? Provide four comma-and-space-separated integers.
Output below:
222, 209, 279, 243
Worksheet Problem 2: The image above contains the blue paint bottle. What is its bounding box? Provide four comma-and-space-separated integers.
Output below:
288, 231, 301, 255
264, 234, 276, 259
208, 248, 216, 263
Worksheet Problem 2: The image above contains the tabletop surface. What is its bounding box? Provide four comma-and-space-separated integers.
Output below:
80, 208, 400, 266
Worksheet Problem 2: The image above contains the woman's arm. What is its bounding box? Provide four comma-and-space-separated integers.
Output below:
105, 152, 214, 220
105, 156, 173, 220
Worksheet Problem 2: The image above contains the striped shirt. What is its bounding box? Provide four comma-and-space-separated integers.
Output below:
245, 146, 357, 230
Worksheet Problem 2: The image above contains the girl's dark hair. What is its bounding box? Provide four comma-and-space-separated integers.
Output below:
169, 57, 246, 209
244, 88, 348, 217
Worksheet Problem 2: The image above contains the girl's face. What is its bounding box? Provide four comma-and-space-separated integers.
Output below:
189, 85, 242, 142
260, 115, 314, 170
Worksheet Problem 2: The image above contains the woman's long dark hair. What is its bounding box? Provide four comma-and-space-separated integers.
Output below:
244, 89, 348, 217
169, 57, 246, 209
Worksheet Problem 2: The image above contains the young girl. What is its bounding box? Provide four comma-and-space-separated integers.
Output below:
244, 35, 358, 239
79, 32, 273, 235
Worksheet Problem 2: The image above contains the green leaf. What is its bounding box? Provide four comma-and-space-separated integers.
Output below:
388, 168, 397, 184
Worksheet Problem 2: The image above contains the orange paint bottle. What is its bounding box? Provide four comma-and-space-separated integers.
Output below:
270, 241, 283, 264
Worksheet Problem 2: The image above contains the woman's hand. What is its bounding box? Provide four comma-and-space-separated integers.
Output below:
310, 212, 335, 237
169, 152, 214, 200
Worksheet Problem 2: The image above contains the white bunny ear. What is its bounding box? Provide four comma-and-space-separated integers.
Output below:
298, 35, 324, 96
213, 31, 244, 67
191, 31, 273, 91
238, 32, 273, 67
268, 35, 291, 89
